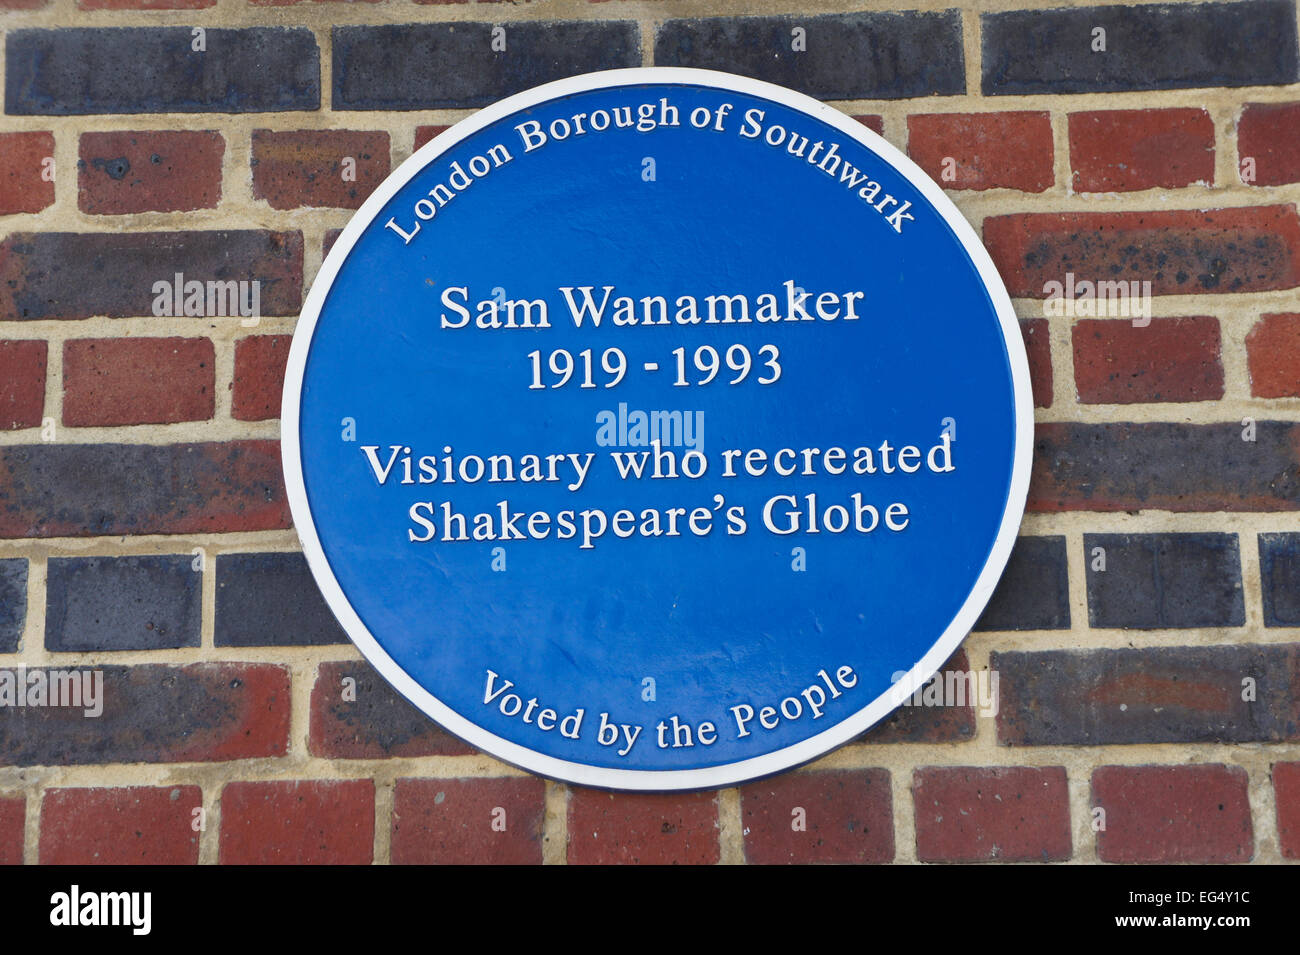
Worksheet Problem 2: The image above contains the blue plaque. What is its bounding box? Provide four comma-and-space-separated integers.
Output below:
283, 69, 1032, 790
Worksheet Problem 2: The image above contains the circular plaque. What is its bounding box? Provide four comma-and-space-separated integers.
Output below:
283, 68, 1032, 790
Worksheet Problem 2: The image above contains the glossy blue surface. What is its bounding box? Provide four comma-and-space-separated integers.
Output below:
298, 82, 1017, 773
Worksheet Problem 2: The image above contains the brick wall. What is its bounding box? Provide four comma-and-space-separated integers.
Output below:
1, 0, 1297, 865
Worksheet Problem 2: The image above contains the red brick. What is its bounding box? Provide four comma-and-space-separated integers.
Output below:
0, 132, 55, 215
568, 789, 719, 864
79, 130, 223, 215
1069, 108, 1214, 192
63, 338, 214, 427
853, 115, 884, 135
0, 340, 47, 431
324, 228, 344, 258
740, 769, 893, 864
310, 661, 476, 760
39, 786, 201, 865
252, 130, 390, 210
392, 778, 545, 865
232, 335, 291, 422
219, 780, 374, 865
908, 112, 1053, 192
1092, 764, 1253, 863
1246, 313, 1300, 398
1276, 762, 1300, 859
414, 125, 451, 151
1238, 102, 1300, 186
0, 0, 47, 8
165, 671, 289, 762
1072, 316, 1223, 404
81, 0, 213, 6
913, 766, 1071, 863
984, 205, 1300, 298
0, 797, 23, 865
1021, 318, 1052, 409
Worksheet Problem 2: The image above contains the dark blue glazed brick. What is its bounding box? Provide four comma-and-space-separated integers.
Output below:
0, 442, 290, 539
983, 1, 1299, 95
1084, 533, 1245, 629
1031, 422, 1300, 512
6, 28, 320, 115
333, 21, 640, 111
46, 555, 201, 651
0, 559, 27, 653
995, 644, 1300, 745
0, 662, 288, 766
974, 536, 1071, 631
655, 12, 966, 100
0, 231, 302, 321
215, 552, 348, 647
311, 660, 474, 758
1260, 533, 1300, 627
